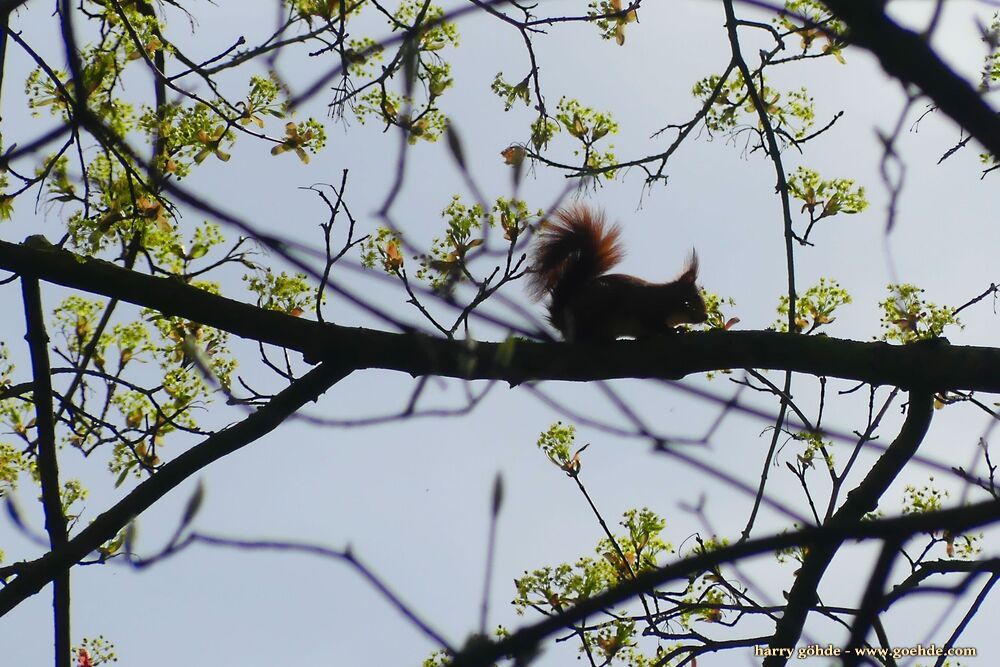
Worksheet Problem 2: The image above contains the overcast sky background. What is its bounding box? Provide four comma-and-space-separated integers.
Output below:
2, 0, 1000, 665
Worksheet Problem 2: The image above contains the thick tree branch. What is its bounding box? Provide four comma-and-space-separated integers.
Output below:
0, 360, 352, 618
821, 0, 1000, 157
21, 277, 71, 667
3, 238, 1000, 393
0, 0, 29, 15
764, 389, 935, 666
843, 539, 900, 666
886, 557, 1000, 606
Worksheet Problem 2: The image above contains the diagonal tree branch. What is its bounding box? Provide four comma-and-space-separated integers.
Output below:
843, 538, 901, 666
935, 572, 999, 666
821, 0, 1000, 157
0, 360, 353, 618
763, 389, 935, 666
446, 496, 1000, 667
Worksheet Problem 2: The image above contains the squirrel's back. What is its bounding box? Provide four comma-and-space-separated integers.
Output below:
528, 204, 707, 341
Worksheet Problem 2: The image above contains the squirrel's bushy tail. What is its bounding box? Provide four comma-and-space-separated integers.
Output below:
528, 205, 624, 303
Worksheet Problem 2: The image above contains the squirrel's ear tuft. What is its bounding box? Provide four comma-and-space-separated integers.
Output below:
678, 249, 699, 283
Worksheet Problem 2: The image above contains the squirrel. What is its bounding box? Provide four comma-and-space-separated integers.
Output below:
528, 205, 708, 341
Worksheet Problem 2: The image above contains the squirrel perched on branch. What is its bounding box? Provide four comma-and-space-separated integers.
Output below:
528, 205, 708, 341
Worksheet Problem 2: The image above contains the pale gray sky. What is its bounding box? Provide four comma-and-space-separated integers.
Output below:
2, 1, 999, 665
